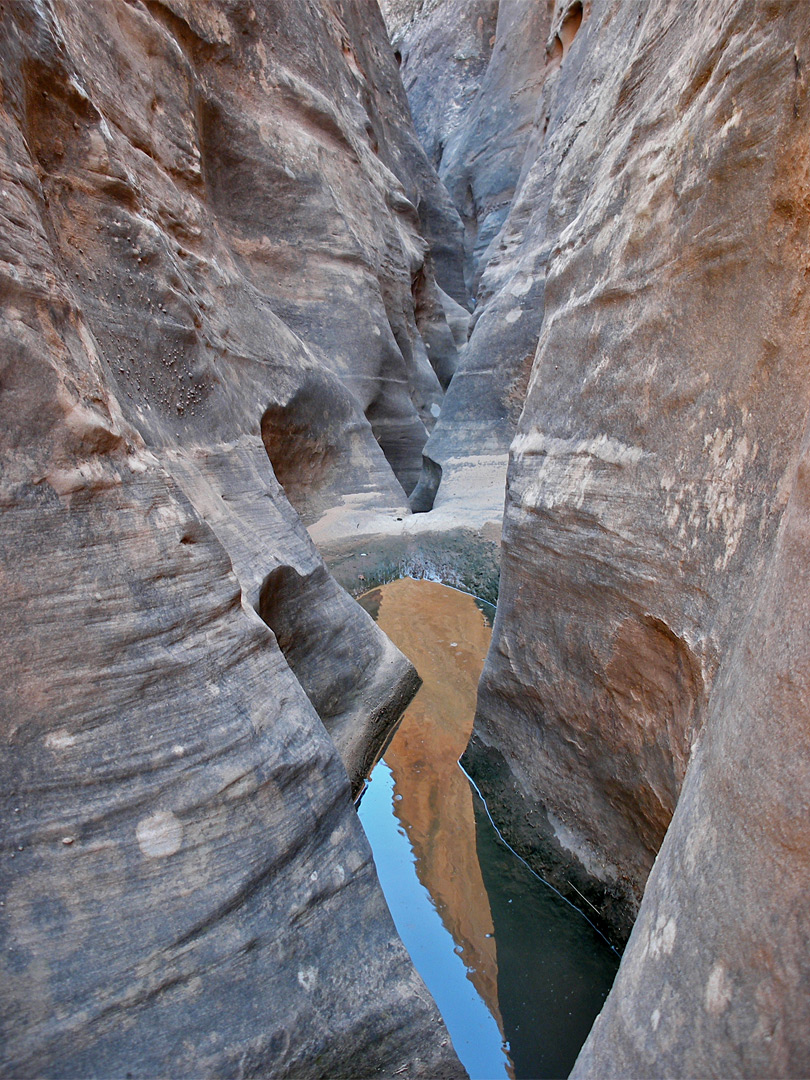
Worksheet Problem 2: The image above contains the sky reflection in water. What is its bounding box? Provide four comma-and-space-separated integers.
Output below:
357, 578, 618, 1080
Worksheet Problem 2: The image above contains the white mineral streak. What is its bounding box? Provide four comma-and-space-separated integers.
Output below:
511, 432, 644, 510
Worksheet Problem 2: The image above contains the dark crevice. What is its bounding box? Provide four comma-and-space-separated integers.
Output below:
408, 454, 443, 513
560, 2, 583, 56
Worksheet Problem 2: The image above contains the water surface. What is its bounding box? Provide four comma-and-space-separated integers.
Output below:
357, 578, 618, 1080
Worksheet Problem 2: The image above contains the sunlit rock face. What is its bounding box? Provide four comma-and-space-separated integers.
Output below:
0, 2, 467, 1076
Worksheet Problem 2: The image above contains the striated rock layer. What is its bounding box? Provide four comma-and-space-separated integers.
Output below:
382, 0, 567, 544
0, 1, 467, 1077
572, 422, 810, 1073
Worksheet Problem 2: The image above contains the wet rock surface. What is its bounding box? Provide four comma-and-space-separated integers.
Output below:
0, 1, 467, 1076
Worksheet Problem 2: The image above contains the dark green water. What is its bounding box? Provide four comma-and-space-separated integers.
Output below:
357, 578, 619, 1080
470, 782, 619, 1078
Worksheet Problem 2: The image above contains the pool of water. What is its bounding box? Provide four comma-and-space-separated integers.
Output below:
356, 578, 619, 1080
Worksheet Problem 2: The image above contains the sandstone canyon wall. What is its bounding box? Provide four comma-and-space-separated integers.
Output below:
6, 0, 810, 1075
394, 0, 810, 1073
479, 0, 809, 915
0, 1, 467, 1076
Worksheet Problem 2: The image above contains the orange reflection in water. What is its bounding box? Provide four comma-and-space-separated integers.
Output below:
361, 578, 502, 1031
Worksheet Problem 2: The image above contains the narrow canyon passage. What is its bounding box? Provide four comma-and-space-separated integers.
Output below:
3, 1, 810, 1078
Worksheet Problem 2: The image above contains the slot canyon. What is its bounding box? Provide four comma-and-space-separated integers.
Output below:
1, 0, 809, 1077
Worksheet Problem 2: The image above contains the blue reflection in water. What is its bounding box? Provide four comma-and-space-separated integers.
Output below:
356, 579, 619, 1079
358, 762, 511, 1080
468, 778, 619, 1079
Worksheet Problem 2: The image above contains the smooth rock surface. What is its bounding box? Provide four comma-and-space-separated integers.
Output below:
387, 0, 571, 538
573, 419, 810, 1075
384, 0, 562, 295
0, 1, 467, 1076
472, 0, 810, 927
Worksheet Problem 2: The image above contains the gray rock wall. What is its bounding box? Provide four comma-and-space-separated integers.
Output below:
573, 418, 810, 1074
395, 0, 571, 518
475, 0, 810, 922
0, 1, 466, 1076
8, 0, 810, 1072
394, 0, 810, 1072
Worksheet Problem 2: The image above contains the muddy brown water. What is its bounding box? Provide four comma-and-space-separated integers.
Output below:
357, 578, 619, 1080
